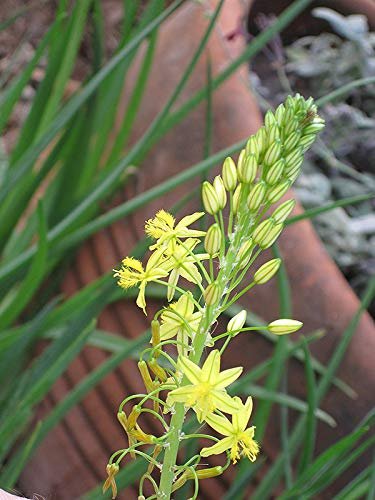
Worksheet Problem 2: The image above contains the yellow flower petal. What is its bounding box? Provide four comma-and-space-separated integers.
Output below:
178, 355, 202, 385
177, 212, 205, 228
204, 412, 232, 437
215, 367, 243, 390
211, 390, 241, 415
235, 396, 253, 433
200, 436, 233, 458
201, 350, 220, 383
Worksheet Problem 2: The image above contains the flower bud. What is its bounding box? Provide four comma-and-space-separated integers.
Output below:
204, 223, 222, 255
247, 182, 266, 211
272, 199, 295, 223
285, 147, 303, 170
265, 109, 276, 128
202, 181, 220, 214
261, 222, 283, 249
284, 130, 301, 152
151, 319, 161, 355
268, 319, 303, 335
245, 135, 260, 160
222, 157, 237, 191
265, 158, 285, 185
253, 218, 274, 247
254, 258, 281, 284
237, 149, 246, 174
255, 126, 266, 152
267, 180, 291, 204
238, 154, 257, 184
148, 358, 167, 382
302, 121, 325, 135
227, 310, 247, 336
300, 133, 316, 152
264, 141, 281, 166
203, 281, 220, 306
287, 164, 301, 183
268, 124, 281, 145
232, 184, 242, 215
275, 103, 285, 124
213, 175, 227, 209
237, 239, 253, 269
284, 117, 299, 135
138, 360, 154, 393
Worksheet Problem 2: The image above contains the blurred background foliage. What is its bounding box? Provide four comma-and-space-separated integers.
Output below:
0, 0, 374, 499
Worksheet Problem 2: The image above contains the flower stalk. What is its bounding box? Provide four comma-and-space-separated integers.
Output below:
104, 95, 324, 500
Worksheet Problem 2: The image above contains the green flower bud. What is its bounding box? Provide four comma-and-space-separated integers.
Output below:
237, 149, 246, 174
255, 126, 266, 152
275, 103, 285, 124
151, 319, 160, 352
285, 150, 303, 173
232, 184, 242, 215
302, 121, 325, 135
247, 181, 266, 211
284, 117, 299, 136
287, 164, 301, 183
261, 222, 284, 249
272, 199, 295, 223
204, 223, 222, 255
227, 310, 247, 336
237, 239, 253, 269
213, 175, 227, 209
254, 258, 281, 284
203, 281, 220, 306
268, 319, 303, 335
202, 181, 220, 215
265, 109, 276, 128
284, 130, 302, 152
245, 135, 260, 160
283, 107, 295, 127
267, 180, 291, 204
222, 157, 237, 191
238, 154, 257, 184
253, 218, 274, 247
300, 133, 316, 151
264, 141, 281, 166
268, 124, 281, 146
265, 158, 285, 185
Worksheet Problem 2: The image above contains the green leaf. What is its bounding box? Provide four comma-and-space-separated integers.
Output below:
249, 277, 375, 500
297, 339, 317, 474
1, 0, 183, 203
0, 201, 48, 328
0, 332, 147, 487
236, 383, 335, 427
279, 424, 373, 498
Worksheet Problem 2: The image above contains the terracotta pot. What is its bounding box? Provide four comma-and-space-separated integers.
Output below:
19, 1, 374, 499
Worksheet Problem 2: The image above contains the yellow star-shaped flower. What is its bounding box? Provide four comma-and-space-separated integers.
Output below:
160, 292, 203, 355
200, 396, 259, 463
164, 238, 210, 301
167, 350, 242, 422
145, 210, 206, 249
114, 249, 170, 314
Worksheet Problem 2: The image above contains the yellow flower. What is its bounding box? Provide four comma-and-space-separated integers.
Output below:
200, 396, 259, 463
160, 292, 202, 355
114, 249, 170, 314
167, 350, 242, 422
165, 238, 209, 301
145, 210, 206, 249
